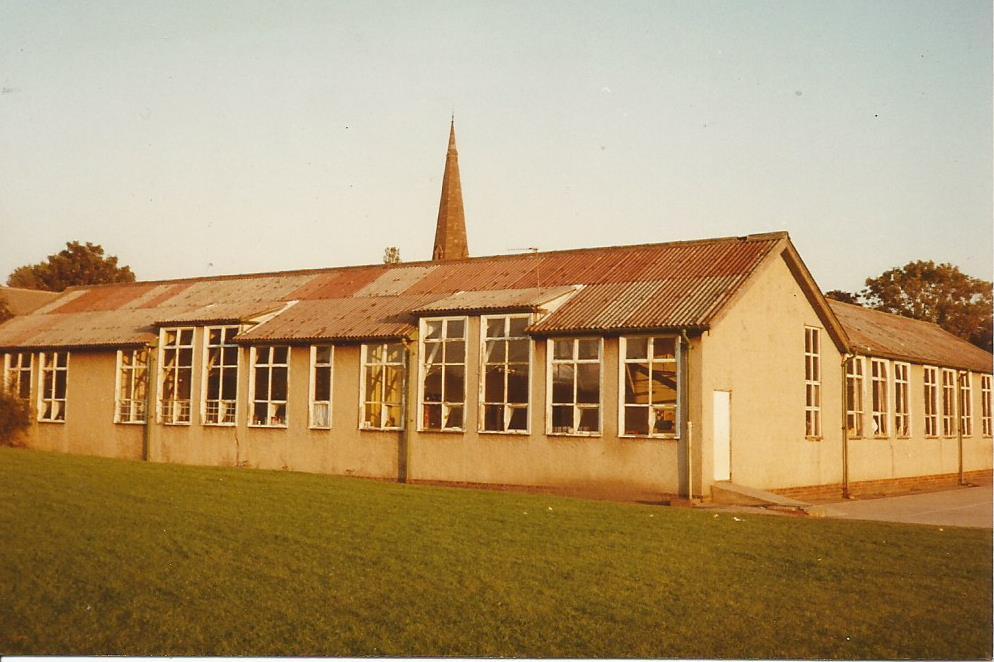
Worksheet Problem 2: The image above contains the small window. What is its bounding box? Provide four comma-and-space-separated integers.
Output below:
361, 342, 406, 430
893, 362, 910, 437
38, 351, 69, 422
420, 317, 467, 431
620, 336, 679, 438
159, 327, 195, 424
923, 366, 939, 437
3, 352, 32, 401
481, 315, 531, 433
251, 346, 289, 427
941, 368, 956, 437
845, 357, 864, 438
982, 374, 992, 437
870, 359, 889, 437
804, 327, 821, 437
310, 345, 333, 429
548, 337, 601, 435
203, 326, 240, 425
960, 371, 973, 437
116, 349, 149, 424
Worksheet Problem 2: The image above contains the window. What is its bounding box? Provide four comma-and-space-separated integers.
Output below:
923, 366, 938, 437
620, 336, 679, 437
870, 359, 888, 437
310, 345, 333, 429
3, 352, 32, 401
420, 317, 466, 431
982, 374, 992, 437
116, 349, 148, 424
203, 326, 240, 425
361, 342, 405, 430
804, 327, 821, 437
38, 351, 68, 422
481, 315, 530, 433
941, 368, 956, 436
548, 337, 601, 435
893, 362, 910, 437
250, 346, 289, 427
845, 357, 864, 438
159, 327, 194, 424
960, 371, 973, 437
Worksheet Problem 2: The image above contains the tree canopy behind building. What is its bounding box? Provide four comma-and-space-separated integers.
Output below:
6, 241, 136, 292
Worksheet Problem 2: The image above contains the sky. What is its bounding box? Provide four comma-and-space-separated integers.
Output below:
0, 0, 990, 294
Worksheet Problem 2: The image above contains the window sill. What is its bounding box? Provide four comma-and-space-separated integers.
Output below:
309, 425, 332, 431
115, 421, 147, 426
202, 422, 237, 428
805, 436, 823, 442
872, 435, 890, 440
479, 429, 530, 436
161, 421, 192, 426
249, 424, 288, 429
619, 434, 678, 441
360, 426, 403, 432
548, 431, 602, 438
37, 419, 66, 424
417, 428, 465, 434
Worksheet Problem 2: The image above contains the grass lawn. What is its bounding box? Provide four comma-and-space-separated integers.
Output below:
0, 447, 990, 658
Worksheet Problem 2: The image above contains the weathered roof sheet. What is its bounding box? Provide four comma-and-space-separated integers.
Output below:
411, 286, 579, 316
830, 300, 993, 373
152, 301, 288, 327
0, 309, 158, 350
0, 287, 61, 316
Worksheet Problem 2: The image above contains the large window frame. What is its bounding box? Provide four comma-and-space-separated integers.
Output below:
479, 314, 532, 434
870, 358, 889, 437
619, 335, 680, 439
158, 327, 195, 425
547, 337, 603, 436
982, 374, 992, 438
893, 361, 910, 438
309, 345, 334, 429
923, 366, 939, 437
360, 342, 406, 431
38, 351, 69, 423
845, 356, 864, 439
804, 327, 821, 438
941, 368, 956, 437
3, 351, 33, 401
960, 371, 973, 437
202, 325, 240, 426
418, 317, 467, 432
249, 346, 290, 428
115, 348, 149, 424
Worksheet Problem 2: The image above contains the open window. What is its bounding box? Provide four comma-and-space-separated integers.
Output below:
547, 337, 601, 435
620, 336, 679, 438
250, 346, 289, 427
310, 345, 333, 429
845, 357, 864, 438
361, 342, 405, 430
116, 348, 148, 424
203, 326, 240, 425
480, 315, 531, 433
159, 327, 195, 424
419, 317, 466, 431
893, 362, 910, 438
3, 352, 32, 401
870, 358, 889, 437
38, 351, 68, 423
923, 366, 938, 437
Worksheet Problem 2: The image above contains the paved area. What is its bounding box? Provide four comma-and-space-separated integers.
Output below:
816, 481, 993, 528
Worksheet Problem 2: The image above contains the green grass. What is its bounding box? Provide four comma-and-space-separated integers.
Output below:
0, 447, 990, 658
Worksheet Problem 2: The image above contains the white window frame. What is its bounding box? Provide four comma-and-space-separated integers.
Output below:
845, 356, 864, 438
309, 345, 334, 430
893, 361, 910, 438
981, 374, 992, 438
114, 348, 149, 424
418, 316, 468, 432
870, 358, 889, 437
359, 342, 406, 431
158, 326, 196, 425
37, 351, 69, 423
960, 371, 973, 437
804, 327, 822, 438
923, 366, 939, 437
3, 351, 33, 401
479, 314, 532, 435
249, 346, 290, 428
546, 336, 603, 437
201, 325, 241, 426
618, 335, 681, 439
941, 368, 956, 437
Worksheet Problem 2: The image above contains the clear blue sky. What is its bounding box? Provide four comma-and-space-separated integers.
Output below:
0, 0, 990, 293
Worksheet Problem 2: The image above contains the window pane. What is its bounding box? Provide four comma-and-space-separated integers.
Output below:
445, 340, 465, 363
312, 403, 330, 428
577, 339, 599, 360
625, 363, 650, 405
423, 403, 442, 429
443, 365, 464, 402
315, 368, 331, 401
386, 343, 404, 363
179, 329, 193, 345
209, 328, 221, 345
508, 317, 528, 337
652, 338, 676, 360
271, 367, 288, 400
624, 406, 649, 435
552, 364, 574, 403
221, 369, 237, 400
626, 337, 648, 360
273, 347, 289, 364
444, 404, 463, 428
508, 407, 527, 431
485, 339, 506, 363
446, 319, 465, 338
651, 366, 677, 404
383, 366, 403, 406
507, 370, 528, 404
553, 340, 573, 360
484, 365, 505, 403
315, 346, 332, 364
483, 404, 504, 431
424, 320, 442, 340
507, 338, 529, 363
653, 407, 677, 435
364, 401, 382, 427
486, 318, 505, 339
254, 367, 270, 400
578, 408, 599, 432
207, 371, 221, 400
552, 405, 573, 433
382, 405, 402, 428
423, 365, 442, 402
576, 364, 599, 404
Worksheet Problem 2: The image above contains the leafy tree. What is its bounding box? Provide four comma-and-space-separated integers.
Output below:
825, 289, 860, 305
382, 246, 401, 264
860, 261, 993, 352
0, 389, 30, 446
0, 298, 11, 324
7, 241, 135, 292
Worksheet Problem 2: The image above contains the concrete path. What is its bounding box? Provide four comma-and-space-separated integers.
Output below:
816, 481, 993, 529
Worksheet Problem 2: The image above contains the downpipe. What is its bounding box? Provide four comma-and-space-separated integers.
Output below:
680, 328, 693, 500
841, 353, 850, 499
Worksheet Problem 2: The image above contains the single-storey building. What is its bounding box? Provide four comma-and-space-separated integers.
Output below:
1, 123, 990, 500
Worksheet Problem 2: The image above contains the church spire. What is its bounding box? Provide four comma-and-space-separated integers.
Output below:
432, 118, 469, 261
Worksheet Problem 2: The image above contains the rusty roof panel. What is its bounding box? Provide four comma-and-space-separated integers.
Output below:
0, 310, 157, 350
830, 301, 992, 373
355, 265, 439, 296
47, 283, 160, 314
0, 287, 61, 316
286, 267, 386, 300
411, 286, 579, 315
153, 301, 288, 326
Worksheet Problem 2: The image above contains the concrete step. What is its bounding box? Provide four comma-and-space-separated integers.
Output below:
711, 481, 823, 515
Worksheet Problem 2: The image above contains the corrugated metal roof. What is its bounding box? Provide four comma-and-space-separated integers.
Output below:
411, 286, 579, 315
153, 301, 288, 326
0, 310, 158, 350
0, 287, 61, 316
830, 300, 992, 373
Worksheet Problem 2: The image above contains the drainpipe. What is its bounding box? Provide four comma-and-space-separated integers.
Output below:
142, 342, 158, 462
397, 339, 415, 484
680, 329, 693, 500
957, 370, 964, 486
841, 353, 850, 499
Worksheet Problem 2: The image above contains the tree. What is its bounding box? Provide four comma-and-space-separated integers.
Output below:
383, 246, 401, 264
825, 289, 860, 305
860, 260, 993, 352
7, 241, 136, 292
0, 298, 11, 324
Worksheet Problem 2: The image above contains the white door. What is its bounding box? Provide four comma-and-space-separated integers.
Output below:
713, 390, 731, 481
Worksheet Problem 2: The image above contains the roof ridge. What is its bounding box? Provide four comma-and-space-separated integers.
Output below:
62, 231, 791, 292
